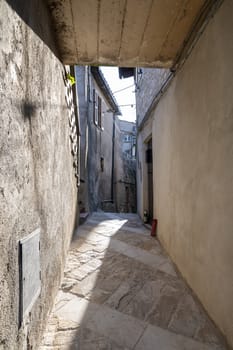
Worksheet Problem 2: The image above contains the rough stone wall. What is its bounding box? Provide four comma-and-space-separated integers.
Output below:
136, 68, 169, 126
75, 66, 89, 213
138, 1, 233, 347
0, 2, 77, 349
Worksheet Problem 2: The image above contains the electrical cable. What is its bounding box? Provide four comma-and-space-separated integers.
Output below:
118, 104, 135, 107
112, 84, 135, 94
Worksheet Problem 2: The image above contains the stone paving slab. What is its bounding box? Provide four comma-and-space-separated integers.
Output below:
40, 212, 227, 350
85, 302, 146, 349
135, 324, 224, 350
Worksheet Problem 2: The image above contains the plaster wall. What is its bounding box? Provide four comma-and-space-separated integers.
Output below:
0, 2, 77, 348
151, 1, 233, 346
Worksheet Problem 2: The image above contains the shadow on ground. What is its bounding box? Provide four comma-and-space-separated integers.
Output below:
40, 212, 227, 350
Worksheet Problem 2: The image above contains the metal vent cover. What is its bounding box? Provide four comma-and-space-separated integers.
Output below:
19, 228, 41, 325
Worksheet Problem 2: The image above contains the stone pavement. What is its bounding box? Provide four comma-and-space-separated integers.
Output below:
40, 212, 227, 350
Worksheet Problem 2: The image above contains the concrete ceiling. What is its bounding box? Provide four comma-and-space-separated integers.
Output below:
47, 0, 213, 68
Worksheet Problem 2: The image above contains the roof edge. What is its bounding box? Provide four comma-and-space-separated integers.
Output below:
91, 67, 122, 116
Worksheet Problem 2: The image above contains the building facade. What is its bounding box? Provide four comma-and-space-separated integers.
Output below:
1, 1, 233, 349
115, 120, 137, 213
119, 120, 136, 159
136, 1, 233, 347
75, 66, 122, 213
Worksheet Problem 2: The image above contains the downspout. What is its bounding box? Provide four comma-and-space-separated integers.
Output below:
111, 113, 116, 203
86, 66, 92, 212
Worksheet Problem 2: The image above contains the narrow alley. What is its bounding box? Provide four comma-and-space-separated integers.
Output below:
40, 213, 226, 350
1, 1, 233, 349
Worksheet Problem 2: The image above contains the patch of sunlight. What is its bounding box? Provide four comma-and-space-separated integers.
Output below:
59, 218, 129, 326
55, 292, 93, 325
91, 219, 128, 237
95, 219, 127, 226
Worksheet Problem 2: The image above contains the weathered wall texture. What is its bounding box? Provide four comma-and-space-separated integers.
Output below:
75, 66, 89, 213
149, 1, 233, 347
88, 81, 114, 211
76, 66, 117, 212
136, 68, 169, 126
0, 2, 77, 349
116, 156, 137, 213
47, 0, 209, 68
115, 120, 136, 213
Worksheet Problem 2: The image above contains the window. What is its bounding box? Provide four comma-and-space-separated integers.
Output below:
93, 89, 103, 129
84, 66, 88, 101
93, 89, 98, 125
124, 135, 131, 142
98, 96, 102, 128
100, 157, 104, 172
132, 145, 136, 158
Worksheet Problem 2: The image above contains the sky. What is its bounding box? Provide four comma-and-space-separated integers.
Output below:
101, 67, 136, 123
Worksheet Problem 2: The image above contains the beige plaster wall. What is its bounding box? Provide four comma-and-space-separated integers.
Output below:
152, 1, 233, 347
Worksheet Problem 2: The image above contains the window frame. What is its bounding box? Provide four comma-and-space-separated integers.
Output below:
93, 89, 98, 125
97, 96, 102, 128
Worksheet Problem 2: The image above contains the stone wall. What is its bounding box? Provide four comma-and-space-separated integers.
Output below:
0, 2, 77, 348
136, 68, 169, 126
75, 66, 89, 213
137, 1, 233, 347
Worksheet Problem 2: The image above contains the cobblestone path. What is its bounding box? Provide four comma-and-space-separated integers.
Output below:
40, 212, 227, 350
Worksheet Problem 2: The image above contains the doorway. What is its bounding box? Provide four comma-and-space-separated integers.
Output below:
146, 138, 153, 223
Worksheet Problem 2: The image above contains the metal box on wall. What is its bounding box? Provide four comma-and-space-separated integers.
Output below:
19, 228, 41, 325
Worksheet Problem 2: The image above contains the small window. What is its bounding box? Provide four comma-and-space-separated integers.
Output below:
93, 89, 98, 125
93, 89, 103, 129
124, 135, 131, 142
132, 145, 136, 158
84, 66, 88, 101
100, 157, 104, 172
98, 96, 102, 128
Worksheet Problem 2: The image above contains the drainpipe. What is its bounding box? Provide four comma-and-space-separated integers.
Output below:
111, 113, 116, 203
